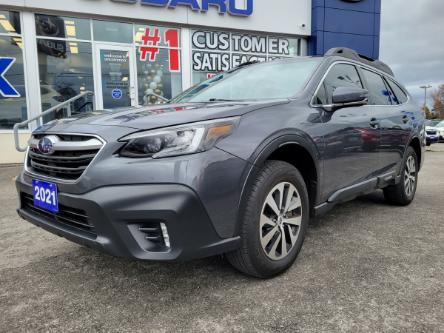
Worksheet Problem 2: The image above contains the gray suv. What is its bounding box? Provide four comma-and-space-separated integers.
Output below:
16, 48, 425, 278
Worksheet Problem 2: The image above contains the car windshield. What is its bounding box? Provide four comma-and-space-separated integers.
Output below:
436, 121, 444, 128
426, 120, 442, 126
170, 59, 321, 103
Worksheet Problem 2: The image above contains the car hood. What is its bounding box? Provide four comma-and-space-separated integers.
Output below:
35, 100, 289, 133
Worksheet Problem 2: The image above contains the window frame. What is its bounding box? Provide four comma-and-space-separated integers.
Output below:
0, 10, 21, 37
35, 14, 92, 41
357, 65, 410, 107
382, 76, 397, 105
311, 60, 410, 108
384, 77, 409, 105
359, 67, 394, 106
310, 61, 364, 107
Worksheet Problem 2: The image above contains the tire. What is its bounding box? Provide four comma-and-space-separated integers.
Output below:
227, 160, 309, 278
383, 146, 418, 206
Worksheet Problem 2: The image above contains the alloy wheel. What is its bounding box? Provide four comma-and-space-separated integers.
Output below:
404, 155, 417, 197
260, 182, 303, 261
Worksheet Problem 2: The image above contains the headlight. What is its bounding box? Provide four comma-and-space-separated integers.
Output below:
119, 117, 240, 158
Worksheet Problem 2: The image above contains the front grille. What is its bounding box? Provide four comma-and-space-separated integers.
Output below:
427, 130, 437, 135
26, 134, 104, 181
21, 193, 96, 237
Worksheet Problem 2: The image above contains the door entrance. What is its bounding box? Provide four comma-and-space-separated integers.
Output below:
95, 44, 137, 109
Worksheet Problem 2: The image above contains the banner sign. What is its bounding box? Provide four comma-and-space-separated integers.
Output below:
0, 57, 21, 98
192, 30, 298, 72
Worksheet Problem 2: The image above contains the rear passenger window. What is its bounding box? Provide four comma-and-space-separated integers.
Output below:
314, 64, 363, 105
362, 69, 393, 105
386, 79, 408, 104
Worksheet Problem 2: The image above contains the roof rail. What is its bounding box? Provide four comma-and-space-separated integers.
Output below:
325, 47, 394, 76
227, 60, 259, 73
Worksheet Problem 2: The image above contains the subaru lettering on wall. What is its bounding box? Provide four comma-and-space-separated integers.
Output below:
111, 0, 254, 16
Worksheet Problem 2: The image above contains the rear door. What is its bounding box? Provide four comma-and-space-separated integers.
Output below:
359, 68, 410, 174
384, 78, 413, 165
314, 63, 381, 198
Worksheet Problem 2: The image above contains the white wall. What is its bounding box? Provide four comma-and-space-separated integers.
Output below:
0, 0, 311, 35
0, 133, 28, 164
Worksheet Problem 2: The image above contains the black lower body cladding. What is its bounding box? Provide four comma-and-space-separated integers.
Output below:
16, 180, 240, 261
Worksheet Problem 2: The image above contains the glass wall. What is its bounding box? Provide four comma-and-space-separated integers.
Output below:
1, 11, 307, 131
35, 15, 184, 110
191, 30, 302, 84
35, 14, 94, 117
0, 10, 27, 129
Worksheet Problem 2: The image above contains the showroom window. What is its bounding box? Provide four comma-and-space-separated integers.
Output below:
134, 24, 182, 104
93, 20, 132, 44
0, 10, 27, 130
191, 30, 302, 84
35, 14, 94, 118
36, 14, 91, 40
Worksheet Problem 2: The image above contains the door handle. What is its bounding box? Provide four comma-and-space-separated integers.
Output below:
369, 118, 380, 129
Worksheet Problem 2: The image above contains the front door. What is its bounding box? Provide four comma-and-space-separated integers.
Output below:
314, 63, 381, 199
95, 44, 137, 109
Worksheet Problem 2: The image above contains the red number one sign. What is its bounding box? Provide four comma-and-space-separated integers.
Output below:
165, 29, 180, 72
139, 27, 181, 73
140, 28, 160, 62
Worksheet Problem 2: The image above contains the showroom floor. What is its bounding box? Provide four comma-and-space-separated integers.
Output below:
1, 145, 443, 333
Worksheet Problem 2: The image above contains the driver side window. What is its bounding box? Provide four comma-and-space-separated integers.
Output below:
314, 64, 363, 105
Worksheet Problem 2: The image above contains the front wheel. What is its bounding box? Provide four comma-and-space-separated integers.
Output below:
383, 146, 418, 206
227, 161, 309, 278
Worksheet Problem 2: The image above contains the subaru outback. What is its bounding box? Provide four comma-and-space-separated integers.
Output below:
16, 48, 425, 278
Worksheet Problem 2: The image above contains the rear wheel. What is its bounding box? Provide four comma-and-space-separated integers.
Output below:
383, 146, 418, 206
227, 161, 309, 278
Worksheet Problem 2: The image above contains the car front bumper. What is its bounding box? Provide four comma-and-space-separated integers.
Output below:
426, 135, 439, 145
16, 180, 241, 261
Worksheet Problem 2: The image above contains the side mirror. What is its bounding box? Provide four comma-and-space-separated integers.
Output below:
327, 87, 369, 111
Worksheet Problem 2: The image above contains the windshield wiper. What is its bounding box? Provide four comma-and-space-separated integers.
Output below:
208, 98, 239, 102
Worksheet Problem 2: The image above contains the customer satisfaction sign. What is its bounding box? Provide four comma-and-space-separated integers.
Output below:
192, 30, 297, 72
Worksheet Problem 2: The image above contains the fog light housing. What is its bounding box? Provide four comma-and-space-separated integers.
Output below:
160, 223, 171, 248
129, 222, 171, 252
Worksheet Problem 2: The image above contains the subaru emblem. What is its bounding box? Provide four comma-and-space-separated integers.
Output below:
37, 135, 58, 155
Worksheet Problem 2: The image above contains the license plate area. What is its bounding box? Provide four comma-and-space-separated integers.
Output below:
32, 179, 59, 213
